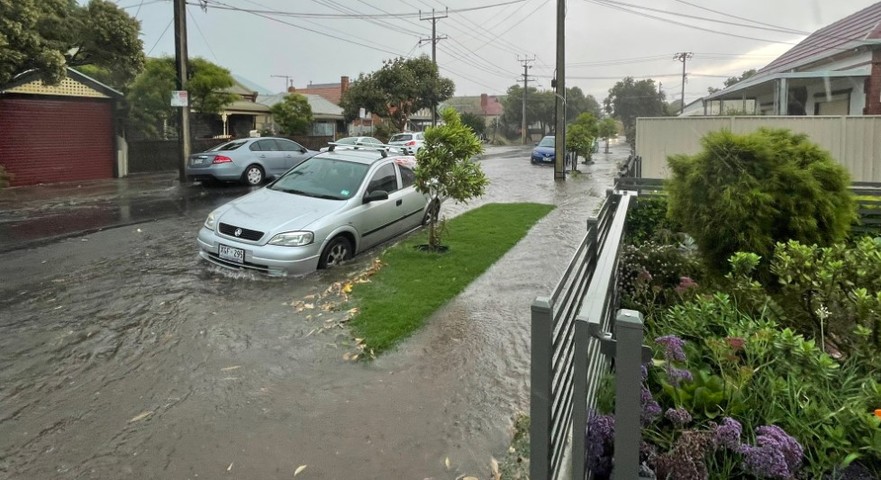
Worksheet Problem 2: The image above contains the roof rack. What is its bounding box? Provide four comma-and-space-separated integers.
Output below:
327, 141, 408, 158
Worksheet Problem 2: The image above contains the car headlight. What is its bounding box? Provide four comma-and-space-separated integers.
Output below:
204, 212, 217, 230
268, 231, 314, 247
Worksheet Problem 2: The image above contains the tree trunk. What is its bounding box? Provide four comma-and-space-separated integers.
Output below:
605, 137, 610, 154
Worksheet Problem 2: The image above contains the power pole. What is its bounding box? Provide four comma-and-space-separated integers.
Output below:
517, 55, 535, 145
420, 9, 448, 127
271, 75, 294, 92
173, 0, 191, 183
674, 52, 693, 115
553, 0, 566, 180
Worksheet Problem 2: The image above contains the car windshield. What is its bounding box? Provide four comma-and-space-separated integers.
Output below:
538, 137, 555, 148
208, 140, 247, 152
269, 156, 369, 200
390, 134, 412, 142
337, 137, 357, 145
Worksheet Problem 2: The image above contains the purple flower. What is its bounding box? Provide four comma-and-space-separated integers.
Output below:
675, 276, 698, 294
664, 407, 692, 427
713, 417, 742, 451
586, 412, 615, 477
669, 367, 693, 386
738, 425, 803, 479
656, 335, 687, 362
640, 386, 661, 426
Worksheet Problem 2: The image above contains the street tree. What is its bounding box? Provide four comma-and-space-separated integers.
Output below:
414, 108, 488, 250
0, 0, 144, 88
127, 57, 237, 139
707, 69, 759, 94
459, 112, 487, 138
340, 56, 455, 132
597, 118, 618, 154
565, 86, 602, 122
271, 93, 313, 135
604, 77, 666, 146
566, 113, 598, 163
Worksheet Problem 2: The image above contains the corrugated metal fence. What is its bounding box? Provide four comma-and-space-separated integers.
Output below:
635, 116, 881, 181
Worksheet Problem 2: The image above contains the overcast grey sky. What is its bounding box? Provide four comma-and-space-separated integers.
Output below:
116, 0, 879, 105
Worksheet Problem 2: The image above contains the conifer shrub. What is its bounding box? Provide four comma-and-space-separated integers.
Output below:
666, 128, 855, 274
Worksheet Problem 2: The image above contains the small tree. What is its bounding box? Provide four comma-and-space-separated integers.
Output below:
597, 118, 618, 154
667, 128, 855, 274
459, 112, 486, 139
566, 113, 598, 163
414, 108, 488, 250
271, 93, 313, 135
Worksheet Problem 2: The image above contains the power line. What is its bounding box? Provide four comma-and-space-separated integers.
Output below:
670, 0, 808, 34
185, 0, 526, 19
187, 7, 219, 62
147, 18, 173, 56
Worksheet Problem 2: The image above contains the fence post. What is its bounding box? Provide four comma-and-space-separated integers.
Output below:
613, 309, 645, 479
530, 297, 554, 480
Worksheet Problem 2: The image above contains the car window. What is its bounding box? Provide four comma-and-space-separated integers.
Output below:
367, 163, 398, 194
210, 140, 246, 152
366, 137, 382, 145
337, 137, 357, 145
399, 165, 416, 188
248, 141, 263, 151
538, 137, 555, 148
390, 134, 412, 142
269, 157, 368, 200
276, 139, 304, 152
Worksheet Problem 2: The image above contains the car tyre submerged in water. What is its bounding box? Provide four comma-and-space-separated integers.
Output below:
318, 236, 352, 269
243, 165, 264, 186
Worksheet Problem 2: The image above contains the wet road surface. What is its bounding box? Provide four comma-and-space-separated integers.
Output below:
0, 144, 627, 479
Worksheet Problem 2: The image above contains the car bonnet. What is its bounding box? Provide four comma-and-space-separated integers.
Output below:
216, 188, 346, 235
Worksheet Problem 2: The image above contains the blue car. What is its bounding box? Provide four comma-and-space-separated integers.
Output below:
531, 136, 555, 164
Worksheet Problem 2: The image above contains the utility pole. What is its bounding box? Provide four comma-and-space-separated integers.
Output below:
271, 75, 294, 92
420, 9, 448, 127
517, 55, 535, 145
173, 0, 190, 183
674, 52, 693, 115
553, 0, 566, 180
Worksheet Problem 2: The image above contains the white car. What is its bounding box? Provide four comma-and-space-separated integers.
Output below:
319, 136, 385, 152
388, 132, 425, 155
197, 149, 439, 276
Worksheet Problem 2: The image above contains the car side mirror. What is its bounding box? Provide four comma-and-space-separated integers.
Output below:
534, 142, 538, 146
364, 190, 389, 203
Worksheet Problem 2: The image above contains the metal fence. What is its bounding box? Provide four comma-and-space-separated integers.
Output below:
530, 190, 640, 480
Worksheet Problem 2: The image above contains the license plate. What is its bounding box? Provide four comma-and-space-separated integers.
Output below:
218, 244, 245, 264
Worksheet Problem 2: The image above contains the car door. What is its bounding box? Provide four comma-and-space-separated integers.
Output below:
395, 162, 429, 231
351, 162, 404, 251
250, 139, 286, 177
276, 139, 312, 170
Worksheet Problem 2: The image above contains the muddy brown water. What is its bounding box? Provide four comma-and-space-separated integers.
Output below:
0, 144, 627, 479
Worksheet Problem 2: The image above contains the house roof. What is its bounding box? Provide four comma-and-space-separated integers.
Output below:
296, 83, 344, 106
257, 93, 344, 119
441, 95, 504, 116
759, 2, 881, 76
2, 67, 123, 98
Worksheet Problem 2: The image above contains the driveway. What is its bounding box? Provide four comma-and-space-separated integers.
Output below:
0, 143, 630, 479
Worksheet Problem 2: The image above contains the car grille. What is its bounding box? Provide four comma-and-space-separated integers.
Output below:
218, 223, 264, 241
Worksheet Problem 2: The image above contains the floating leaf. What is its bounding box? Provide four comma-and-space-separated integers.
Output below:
294, 464, 307, 476
128, 411, 153, 423
342, 282, 353, 294
304, 303, 314, 310
220, 365, 241, 372
227, 462, 233, 471
491, 457, 500, 480
445, 457, 451, 469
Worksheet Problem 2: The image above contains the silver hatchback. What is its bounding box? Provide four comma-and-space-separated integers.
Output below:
186, 137, 318, 186
197, 149, 438, 276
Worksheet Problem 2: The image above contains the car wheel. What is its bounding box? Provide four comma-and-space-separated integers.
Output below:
422, 200, 440, 226
242, 165, 264, 186
318, 236, 352, 269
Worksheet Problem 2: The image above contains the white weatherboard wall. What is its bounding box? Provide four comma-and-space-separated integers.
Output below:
636, 116, 881, 181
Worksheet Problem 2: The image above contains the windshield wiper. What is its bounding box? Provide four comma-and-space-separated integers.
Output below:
273, 187, 310, 195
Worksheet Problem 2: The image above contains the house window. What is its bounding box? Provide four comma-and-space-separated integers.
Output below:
813, 89, 851, 115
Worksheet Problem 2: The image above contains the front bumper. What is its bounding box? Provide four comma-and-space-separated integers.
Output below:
532, 154, 555, 164
197, 227, 321, 276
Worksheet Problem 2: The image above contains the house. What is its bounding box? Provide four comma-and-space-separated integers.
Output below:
190, 79, 271, 140
702, 2, 881, 116
257, 89, 346, 136
0, 68, 123, 186
441, 93, 505, 126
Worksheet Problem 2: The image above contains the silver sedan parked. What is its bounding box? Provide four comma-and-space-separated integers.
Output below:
186, 137, 318, 186
197, 149, 439, 276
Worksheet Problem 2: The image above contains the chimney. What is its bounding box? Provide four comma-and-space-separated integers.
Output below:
287, 86, 296, 93
341, 76, 350, 96
480, 93, 488, 110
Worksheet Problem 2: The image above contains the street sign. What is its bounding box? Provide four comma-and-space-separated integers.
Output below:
170, 90, 189, 107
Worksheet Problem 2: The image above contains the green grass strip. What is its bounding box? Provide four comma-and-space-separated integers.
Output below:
350, 202, 555, 354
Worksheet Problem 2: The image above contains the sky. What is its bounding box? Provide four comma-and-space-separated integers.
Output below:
113, 0, 880, 106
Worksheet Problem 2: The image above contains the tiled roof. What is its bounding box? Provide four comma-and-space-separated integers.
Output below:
297, 84, 343, 105
759, 2, 881, 75
257, 93, 343, 118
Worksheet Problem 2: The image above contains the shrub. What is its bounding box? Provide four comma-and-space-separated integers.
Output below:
624, 196, 681, 245
618, 239, 703, 315
666, 128, 856, 275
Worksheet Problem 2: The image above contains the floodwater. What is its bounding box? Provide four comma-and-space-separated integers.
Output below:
0, 144, 626, 479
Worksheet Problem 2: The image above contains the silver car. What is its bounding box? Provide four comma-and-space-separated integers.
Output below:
186, 137, 318, 186
318, 136, 384, 152
388, 132, 425, 155
197, 149, 439, 276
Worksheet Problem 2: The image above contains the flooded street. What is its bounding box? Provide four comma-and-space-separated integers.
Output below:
0, 144, 626, 479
